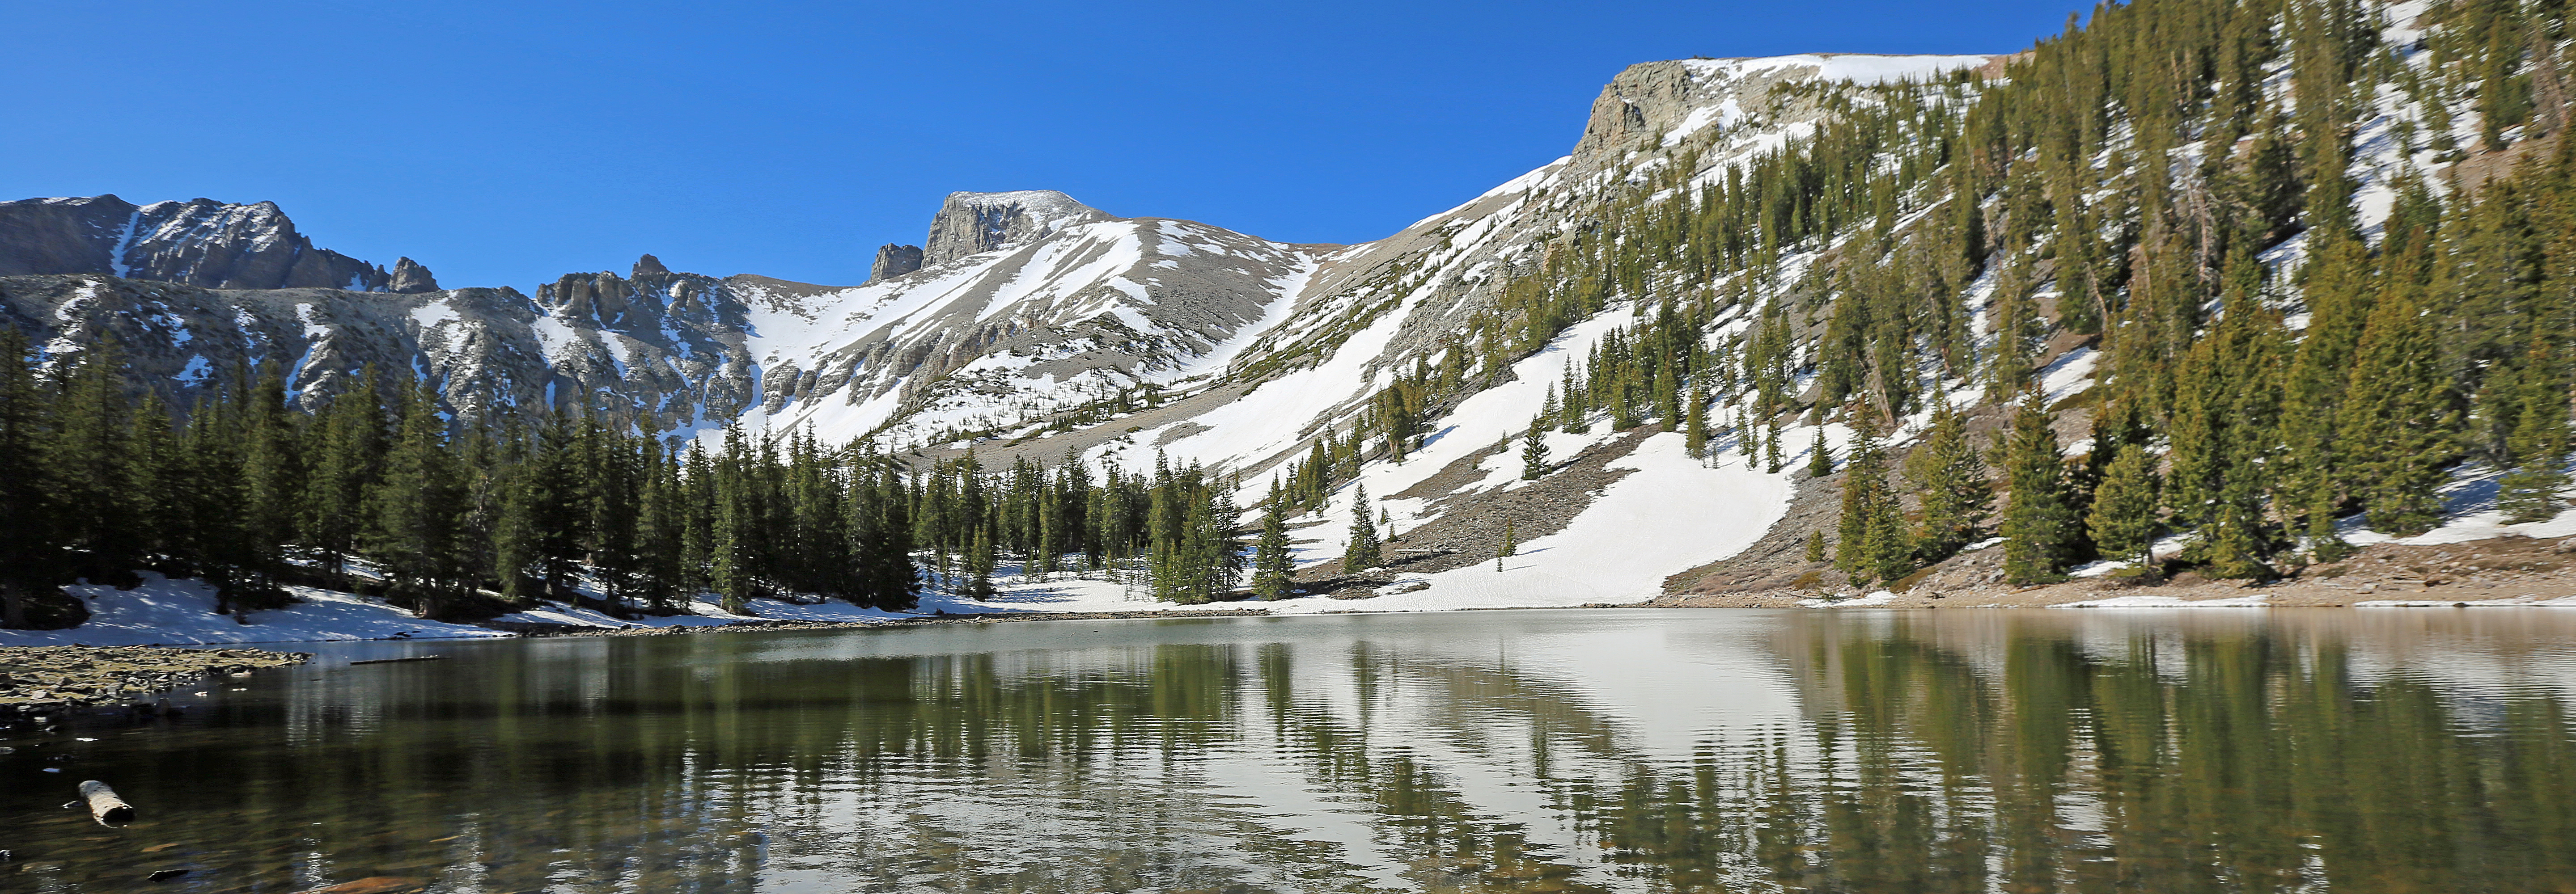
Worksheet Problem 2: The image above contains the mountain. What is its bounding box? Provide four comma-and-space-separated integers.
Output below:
0, 194, 436, 292
8, 0, 2576, 622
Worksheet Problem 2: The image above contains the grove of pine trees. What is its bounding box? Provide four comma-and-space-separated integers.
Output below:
1444, 0, 2576, 588
0, 331, 1267, 628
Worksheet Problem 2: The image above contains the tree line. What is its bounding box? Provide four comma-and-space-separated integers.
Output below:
0, 332, 1296, 627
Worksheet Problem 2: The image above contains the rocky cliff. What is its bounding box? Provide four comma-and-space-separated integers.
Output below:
0, 195, 419, 291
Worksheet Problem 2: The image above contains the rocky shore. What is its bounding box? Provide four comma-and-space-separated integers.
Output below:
0, 646, 310, 716
1651, 536, 2576, 608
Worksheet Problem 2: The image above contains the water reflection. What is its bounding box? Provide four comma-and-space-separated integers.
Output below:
4, 609, 2574, 892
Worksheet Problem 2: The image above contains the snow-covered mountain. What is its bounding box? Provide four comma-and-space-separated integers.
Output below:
0, 52, 2005, 605
10, 13, 2530, 611
0, 194, 433, 292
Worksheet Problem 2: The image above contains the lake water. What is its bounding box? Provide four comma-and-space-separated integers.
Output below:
6, 608, 2576, 893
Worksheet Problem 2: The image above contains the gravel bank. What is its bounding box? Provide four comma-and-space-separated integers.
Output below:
0, 646, 310, 716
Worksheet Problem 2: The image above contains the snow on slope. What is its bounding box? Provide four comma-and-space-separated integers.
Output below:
0, 573, 512, 646
723, 213, 1326, 447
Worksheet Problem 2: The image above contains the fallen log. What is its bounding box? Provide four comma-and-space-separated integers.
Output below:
79, 780, 134, 823
348, 655, 445, 666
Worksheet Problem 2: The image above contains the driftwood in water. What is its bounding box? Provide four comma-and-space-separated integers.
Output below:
348, 655, 445, 666
78, 780, 134, 823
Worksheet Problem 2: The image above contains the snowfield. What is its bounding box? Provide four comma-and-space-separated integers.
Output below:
0, 573, 514, 646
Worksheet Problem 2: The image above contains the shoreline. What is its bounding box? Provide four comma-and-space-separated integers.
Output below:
0, 646, 310, 718
11, 532, 2576, 653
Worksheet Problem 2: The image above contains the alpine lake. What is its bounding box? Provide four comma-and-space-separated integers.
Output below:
5, 608, 2575, 893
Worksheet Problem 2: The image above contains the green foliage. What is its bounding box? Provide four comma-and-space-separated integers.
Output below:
1998, 395, 2080, 585
2087, 444, 2162, 568
1834, 419, 1912, 586
1252, 482, 1295, 599
2499, 339, 2571, 523
1521, 415, 1551, 481
1343, 482, 1383, 572
1903, 402, 1989, 562
2343, 283, 2457, 537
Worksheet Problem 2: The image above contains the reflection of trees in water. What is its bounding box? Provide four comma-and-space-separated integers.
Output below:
17, 615, 2576, 893
1740, 612, 2576, 893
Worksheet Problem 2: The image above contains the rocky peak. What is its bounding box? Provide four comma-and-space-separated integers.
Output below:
869, 244, 923, 283
633, 253, 669, 278
1572, 55, 1994, 168
389, 257, 440, 293
0, 194, 388, 290
921, 190, 1109, 267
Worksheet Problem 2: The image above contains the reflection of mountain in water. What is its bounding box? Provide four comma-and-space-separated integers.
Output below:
8, 611, 2576, 892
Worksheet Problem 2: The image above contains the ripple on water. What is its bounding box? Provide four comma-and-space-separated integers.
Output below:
6, 609, 2576, 891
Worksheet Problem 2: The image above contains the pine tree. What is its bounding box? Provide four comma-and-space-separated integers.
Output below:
1343, 482, 1383, 571
1497, 518, 1517, 572
1521, 415, 1551, 480
1996, 394, 2079, 584
1252, 482, 1294, 599
1763, 414, 1784, 473
367, 383, 464, 618
2282, 233, 2374, 557
1805, 530, 1828, 563
1833, 418, 1910, 586
0, 327, 53, 628
2500, 341, 2571, 523
51, 337, 143, 582
711, 428, 758, 612
2343, 283, 2457, 536
965, 525, 997, 599
2087, 444, 2161, 569
303, 368, 386, 581
1903, 401, 1989, 561
1684, 386, 1711, 458
1807, 428, 1832, 478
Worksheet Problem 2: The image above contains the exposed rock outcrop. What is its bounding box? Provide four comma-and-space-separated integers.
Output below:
0, 195, 390, 291
869, 244, 922, 283
388, 257, 440, 293
921, 190, 1108, 266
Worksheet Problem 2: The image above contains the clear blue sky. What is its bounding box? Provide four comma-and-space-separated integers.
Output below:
2, 0, 2083, 291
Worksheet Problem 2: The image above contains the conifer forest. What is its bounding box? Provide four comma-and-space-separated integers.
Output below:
4, 0, 2576, 624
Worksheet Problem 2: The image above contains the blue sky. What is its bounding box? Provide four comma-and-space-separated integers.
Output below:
3, 1, 2083, 291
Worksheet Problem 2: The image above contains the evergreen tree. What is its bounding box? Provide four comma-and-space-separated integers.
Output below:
965, 525, 997, 600
303, 368, 386, 580
1343, 482, 1383, 571
1996, 394, 2080, 584
1807, 428, 1833, 478
2500, 342, 2571, 523
1833, 418, 1910, 586
1902, 401, 1989, 561
1252, 482, 1294, 599
2343, 283, 2457, 536
1497, 518, 1517, 572
1521, 415, 1551, 480
51, 337, 142, 581
1684, 385, 1711, 458
1763, 414, 1784, 473
0, 327, 52, 628
2087, 445, 2162, 570
1805, 530, 1828, 564
366, 383, 464, 617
